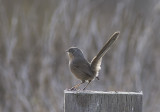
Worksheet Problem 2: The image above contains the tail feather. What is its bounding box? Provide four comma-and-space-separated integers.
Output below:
91, 31, 120, 77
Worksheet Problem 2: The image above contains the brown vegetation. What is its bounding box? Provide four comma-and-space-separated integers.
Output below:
0, 0, 160, 112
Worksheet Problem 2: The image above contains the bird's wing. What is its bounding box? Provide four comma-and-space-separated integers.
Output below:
71, 59, 93, 77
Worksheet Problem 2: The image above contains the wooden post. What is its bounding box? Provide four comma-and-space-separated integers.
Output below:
64, 90, 143, 112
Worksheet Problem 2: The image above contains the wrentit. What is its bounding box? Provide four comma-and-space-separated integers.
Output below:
66, 31, 120, 90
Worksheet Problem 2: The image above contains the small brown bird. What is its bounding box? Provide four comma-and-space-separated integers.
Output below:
66, 31, 120, 90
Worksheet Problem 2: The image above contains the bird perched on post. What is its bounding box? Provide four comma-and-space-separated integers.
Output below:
66, 31, 120, 90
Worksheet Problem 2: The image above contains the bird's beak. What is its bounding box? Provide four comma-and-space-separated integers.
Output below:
66, 50, 69, 52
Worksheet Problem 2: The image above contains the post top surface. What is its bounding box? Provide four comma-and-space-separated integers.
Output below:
64, 90, 143, 95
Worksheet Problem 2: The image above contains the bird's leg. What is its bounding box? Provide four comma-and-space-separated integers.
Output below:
83, 80, 91, 90
96, 76, 99, 80
70, 81, 84, 91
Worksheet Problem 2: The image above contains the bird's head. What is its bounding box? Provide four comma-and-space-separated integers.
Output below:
66, 47, 84, 60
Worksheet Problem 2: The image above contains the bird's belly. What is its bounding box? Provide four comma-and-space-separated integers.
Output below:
70, 68, 93, 81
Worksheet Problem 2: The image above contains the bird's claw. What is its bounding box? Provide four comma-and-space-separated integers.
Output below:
67, 87, 77, 91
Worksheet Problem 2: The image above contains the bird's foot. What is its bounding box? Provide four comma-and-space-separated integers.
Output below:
67, 87, 77, 91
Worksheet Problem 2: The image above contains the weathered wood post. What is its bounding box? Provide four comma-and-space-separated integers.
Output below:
64, 90, 142, 112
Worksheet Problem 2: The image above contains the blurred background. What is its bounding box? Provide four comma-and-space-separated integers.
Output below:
0, 0, 160, 112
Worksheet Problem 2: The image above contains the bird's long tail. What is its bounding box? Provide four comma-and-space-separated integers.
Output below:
91, 31, 120, 78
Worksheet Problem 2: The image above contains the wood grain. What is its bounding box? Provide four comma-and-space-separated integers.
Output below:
64, 90, 142, 112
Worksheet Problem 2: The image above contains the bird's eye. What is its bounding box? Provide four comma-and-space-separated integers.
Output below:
72, 49, 76, 53
68, 49, 74, 54
70, 49, 73, 53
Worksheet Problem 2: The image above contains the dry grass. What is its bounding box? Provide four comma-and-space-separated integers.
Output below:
0, 0, 160, 112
